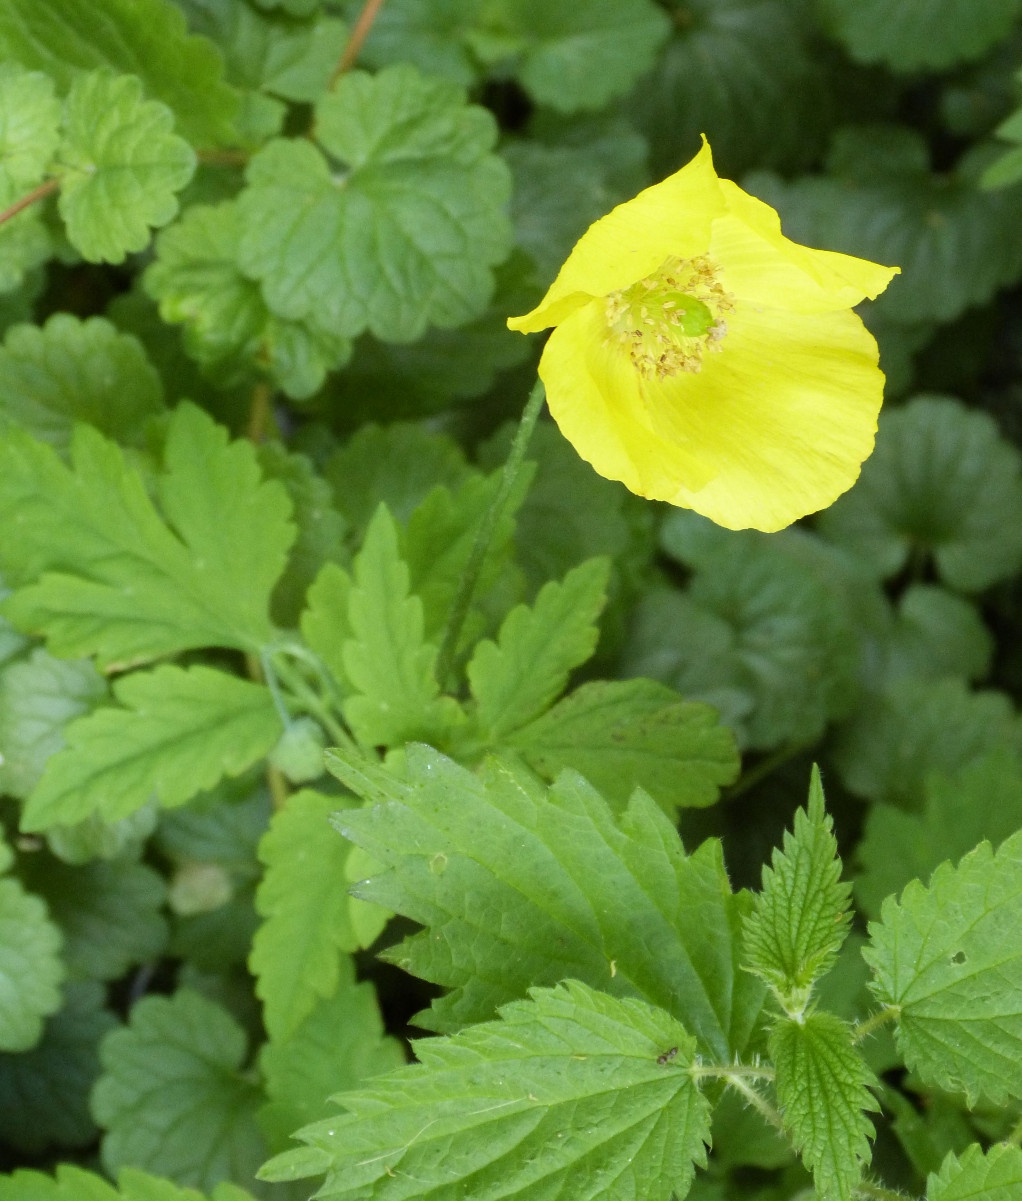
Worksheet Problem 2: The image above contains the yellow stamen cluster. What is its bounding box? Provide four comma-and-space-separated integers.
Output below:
604, 255, 734, 380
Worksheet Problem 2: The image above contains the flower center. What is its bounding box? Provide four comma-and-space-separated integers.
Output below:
604, 255, 733, 380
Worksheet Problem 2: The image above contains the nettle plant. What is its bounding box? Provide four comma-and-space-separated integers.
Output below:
5, 2, 1022, 1201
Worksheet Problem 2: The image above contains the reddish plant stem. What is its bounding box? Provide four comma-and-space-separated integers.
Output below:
0, 177, 60, 227
331, 0, 387, 86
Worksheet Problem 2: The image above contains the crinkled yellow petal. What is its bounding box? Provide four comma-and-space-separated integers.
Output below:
539, 300, 884, 532
508, 138, 726, 334
715, 180, 899, 311
537, 300, 716, 497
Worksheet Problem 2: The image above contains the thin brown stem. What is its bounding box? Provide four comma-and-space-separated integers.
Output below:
331, 0, 387, 85
0, 177, 59, 228
247, 378, 274, 444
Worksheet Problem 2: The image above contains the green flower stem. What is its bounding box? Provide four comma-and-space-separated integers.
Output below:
266, 649, 355, 751
435, 378, 546, 689
691, 1062, 781, 1130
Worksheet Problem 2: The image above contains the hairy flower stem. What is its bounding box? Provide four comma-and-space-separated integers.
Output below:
331, 0, 388, 84
435, 379, 546, 690
852, 1006, 900, 1045
0, 177, 59, 227
691, 1062, 782, 1132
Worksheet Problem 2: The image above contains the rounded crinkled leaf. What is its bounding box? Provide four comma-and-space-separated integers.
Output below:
0, 63, 61, 190
0, 877, 64, 1052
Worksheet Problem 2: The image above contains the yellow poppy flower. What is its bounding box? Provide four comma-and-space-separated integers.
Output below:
507, 139, 899, 532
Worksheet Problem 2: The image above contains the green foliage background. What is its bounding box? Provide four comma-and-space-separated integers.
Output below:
3, 1, 1022, 1199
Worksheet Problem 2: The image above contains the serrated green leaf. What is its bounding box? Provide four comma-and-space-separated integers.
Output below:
743, 768, 852, 1011
508, 679, 739, 814
341, 506, 464, 748
0, 63, 60, 191
144, 201, 352, 399
467, 558, 609, 742
0, 876, 64, 1051
251, 789, 386, 1041
55, 71, 196, 264
927, 1144, 1022, 1200
833, 677, 1022, 807
258, 956, 404, 1151
300, 562, 354, 696
0, 403, 294, 665
818, 0, 1022, 71
0, 0, 240, 147
0, 1163, 257, 1201
262, 979, 711, 1201
0, 648, 106, 799
328, 744, 766, 1058
0, 980, 117, 1153
819, 396, 1022, 592
237, 64, 512, 342
0, 314, 164, 452
865, 829, 1022, 1105
770, 1011, 877, 1201
23, 855, 168, 982
22, 665, 281, 831
93, 989, 265, 1191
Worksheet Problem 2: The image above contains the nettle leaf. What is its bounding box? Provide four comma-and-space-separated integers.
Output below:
0, 63, 61, 190
817, 0, 1022, 71
0, 315, 164, 452
833, 677, 1022, 807
251, 789, 387, 1042
0, 403, 294, 665
0, 875, 64, 1052
55, 71, 196, 265
0, 1165, 257, 1201
144, 201, 352, 400
507, 680, 739, 814
93, 989, 265, 1191
237, 64, 512, 342
770, 1011, 877, 1201
342, 506, 464, 748
328, 744, 766, 1059
0, 980, 116, 1154
467, 558, 610, 742
865, 829, 1022, 1105
262, 980, 711, 1201
258, 956, 405, 1152
24, 855, 168, 982
819, 396, 1022, 593
0, 0, 240, 148
856, 751, 1022, 919
625, 0, 833, 179
0, 648, 107, 799
22, 665, 281, 831
743, 768, 851, 1010
747, 130, 1022, 327
926, 1144, 1022, 1200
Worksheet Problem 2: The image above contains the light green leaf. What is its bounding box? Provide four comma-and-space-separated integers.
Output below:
0, 648, 107, 799
0, 980, 117, 1153
251, 789, 386, 1041
0, 876, 64, 1051
56, 71, 196, 264
508, 679, 739, 814
467, 558, 609, 742
819, 395, 1022, 592
144, 201, 352, 399
258, 956, 404, 1152
341, 506, 464, 748
237, 64, 512, 342
0, 1163, 258, 1200
328, 744, 766, 1059
865, 829, 1022, 1105
743, 767, 851, 1012
856, 751, 1022, 919
926, 1144, 1022, 1201
300, 562, 354, 696
0, 314, 164, 452
93, 990, 266, 1191
0, 63, 60, 190
817, 0, 1022, 71
0, 403, 294, 665
24, 855, 168, 981
0, 183, 52, 297
261, 979, 711, 1201
22, 665, 281, 830
770, 1011, 877, 1201
0, 0, 240, 147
